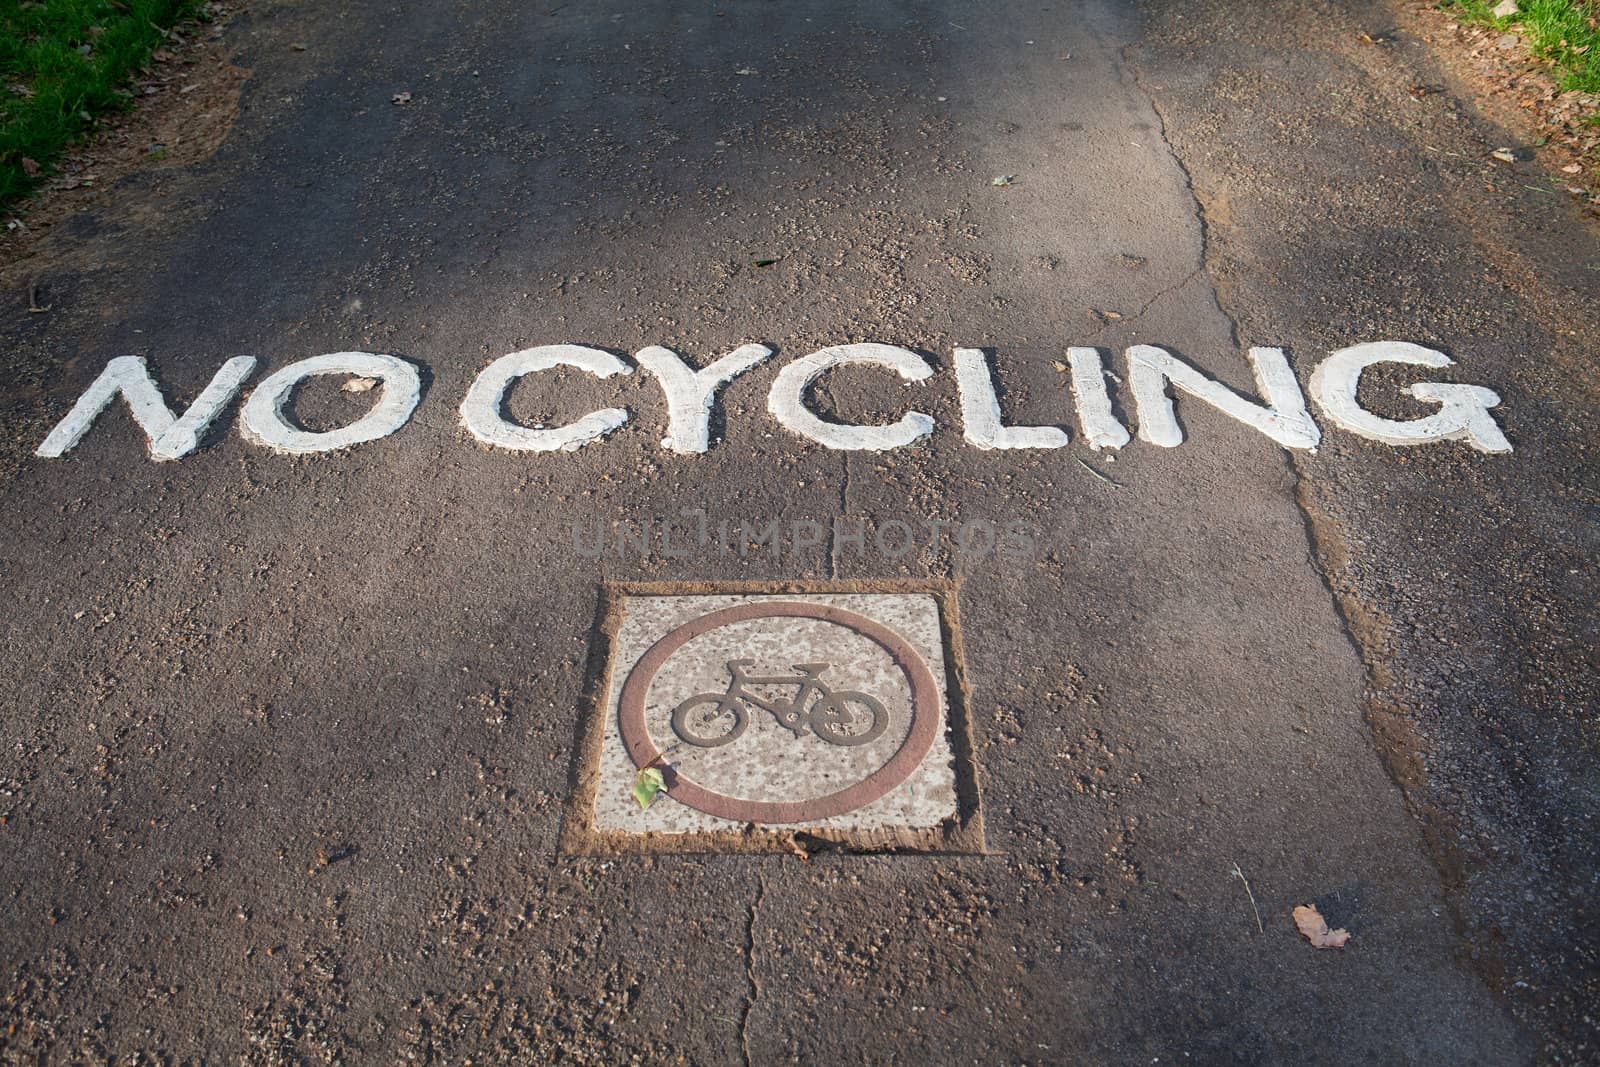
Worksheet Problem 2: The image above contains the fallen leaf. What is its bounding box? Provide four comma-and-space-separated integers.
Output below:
1491, 0, 1518, 17
1491, 147, 1517, 163
392, 91, 412, 105
20, 157, 39, 177
1293, 904, 1351, 949
1562, 163, 1583, 173
632, 767, 665, 810
991, 174, 1016, 186
343, 377, 378, 393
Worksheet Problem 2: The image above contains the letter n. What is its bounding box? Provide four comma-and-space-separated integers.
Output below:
1127, 345, 1319, 450
36, 355, 257, 461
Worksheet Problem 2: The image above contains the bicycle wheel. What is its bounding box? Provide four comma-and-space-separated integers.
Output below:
671, 694, 748, 747
809, 691, 888, 746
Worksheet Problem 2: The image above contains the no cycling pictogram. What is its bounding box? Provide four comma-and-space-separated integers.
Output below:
616, 601, 941, 824
669, 659, 890, 749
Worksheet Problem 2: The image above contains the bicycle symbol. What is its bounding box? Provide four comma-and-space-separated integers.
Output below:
670, 659, 889, 748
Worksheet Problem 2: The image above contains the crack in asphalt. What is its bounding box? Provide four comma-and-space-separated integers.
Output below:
1124, 19, 1402, 817
739, 866, 768, 1067
1078, 264, 1206, 343
1122, 39, 1383, 691
1123, 24, 1502, 1023
1122, 32, 1373, 702
1120, 40, 1242, 352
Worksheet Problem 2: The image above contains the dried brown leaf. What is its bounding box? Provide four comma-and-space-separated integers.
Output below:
1293, 904, 1351, 949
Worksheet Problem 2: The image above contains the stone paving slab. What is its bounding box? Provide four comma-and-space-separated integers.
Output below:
569, 589, 982, 852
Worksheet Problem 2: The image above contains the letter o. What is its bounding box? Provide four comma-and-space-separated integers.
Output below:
241, 352, 422, 454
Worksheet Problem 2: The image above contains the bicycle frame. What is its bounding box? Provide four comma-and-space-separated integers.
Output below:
671, 658, 889, 748
724, 659, 831, 723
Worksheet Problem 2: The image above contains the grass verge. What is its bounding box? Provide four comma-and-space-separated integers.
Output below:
1, 0, 204, 208
1442, 0, 1600, 99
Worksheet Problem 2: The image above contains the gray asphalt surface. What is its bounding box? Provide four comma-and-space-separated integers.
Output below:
1, 0, 1594, 1062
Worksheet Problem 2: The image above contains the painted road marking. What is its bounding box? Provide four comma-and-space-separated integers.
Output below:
34, 340, 1513, 460
240, 352, 422, 455
459, 344, 632, 452
33, 354, 256, 461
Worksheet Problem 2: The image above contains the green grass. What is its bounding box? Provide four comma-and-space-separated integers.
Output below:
1443, 0, 1600, 97
1, 0, 203, 208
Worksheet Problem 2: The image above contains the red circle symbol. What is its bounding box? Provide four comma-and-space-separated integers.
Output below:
617, 601, 941, 824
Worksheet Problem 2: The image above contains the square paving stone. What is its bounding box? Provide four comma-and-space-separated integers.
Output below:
564, 585, 982, 853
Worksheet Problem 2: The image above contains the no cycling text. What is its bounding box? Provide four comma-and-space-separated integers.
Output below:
34, 340, 1513, 462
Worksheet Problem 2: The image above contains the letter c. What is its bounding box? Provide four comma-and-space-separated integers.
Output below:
767, 344, 935, 451
461, 345, 631, 452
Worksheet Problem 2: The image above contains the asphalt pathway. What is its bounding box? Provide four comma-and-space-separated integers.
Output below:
0, 0, 1594, 1061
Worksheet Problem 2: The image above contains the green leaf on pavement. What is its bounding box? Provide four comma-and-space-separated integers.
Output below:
632, 767, 665, 810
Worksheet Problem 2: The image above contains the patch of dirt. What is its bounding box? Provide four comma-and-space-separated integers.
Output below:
1397, 0, 1600, 212
0, 2, 251, 292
